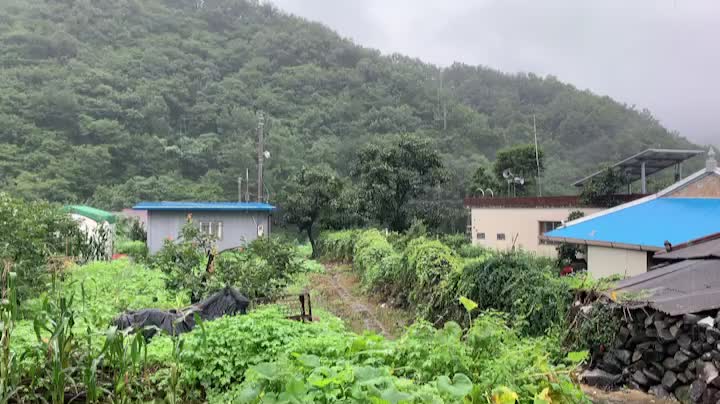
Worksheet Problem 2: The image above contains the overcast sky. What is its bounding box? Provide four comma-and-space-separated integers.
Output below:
271, 0, 719, 146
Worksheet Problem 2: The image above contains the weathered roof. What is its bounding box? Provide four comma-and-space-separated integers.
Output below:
609, 259, 720, 315
65, 205, 117, 224
463, 194, 644, 209
134, 201, 276, 212
655, 233, 720, 261
572, 148, 703, 187
543, 198, 720, 250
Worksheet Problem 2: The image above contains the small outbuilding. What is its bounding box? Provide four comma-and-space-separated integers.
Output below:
134, 201, 275, 254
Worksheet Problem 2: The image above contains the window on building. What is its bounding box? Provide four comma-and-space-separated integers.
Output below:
497, 233, 506, 241
476, 232, 485, 240
539, 221, 562, 244
199, 221, 223, 240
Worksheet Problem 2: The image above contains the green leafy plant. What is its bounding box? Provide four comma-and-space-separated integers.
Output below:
1, 261, 20, 402
115, 240, 148, 261
152, 218, 215, 303
0, 193, 88, 301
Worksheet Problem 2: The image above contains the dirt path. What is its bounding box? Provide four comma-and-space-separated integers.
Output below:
582, 385, 677, 404
307, 263, 412, 338
304, 264, 673, 403
328, 269, 389, 336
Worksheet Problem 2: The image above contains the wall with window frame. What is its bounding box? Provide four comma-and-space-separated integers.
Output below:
469, 206, 602, 257
146, 210, 271, 254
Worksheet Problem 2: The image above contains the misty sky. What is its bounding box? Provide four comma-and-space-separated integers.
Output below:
271, 0, 719, 146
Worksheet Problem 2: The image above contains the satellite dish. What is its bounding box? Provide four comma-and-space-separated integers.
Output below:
263, 151, 271, 159
514, 177, 525, 185
502, 169, 513, 179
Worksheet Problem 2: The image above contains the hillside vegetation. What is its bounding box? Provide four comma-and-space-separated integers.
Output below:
0, 0, 698, 208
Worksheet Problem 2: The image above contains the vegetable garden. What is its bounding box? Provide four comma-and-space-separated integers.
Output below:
1, 196, 598, 403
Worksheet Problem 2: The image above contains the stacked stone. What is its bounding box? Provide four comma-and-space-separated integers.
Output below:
582, 309, 720, 403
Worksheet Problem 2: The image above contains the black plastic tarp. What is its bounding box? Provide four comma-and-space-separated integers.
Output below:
113, 286, 250, 337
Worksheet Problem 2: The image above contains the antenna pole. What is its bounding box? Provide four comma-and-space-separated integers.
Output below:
238, 177, 242, 202
533, 114, 542, 196
245, 168, 250, 202
256, 111, 265, 203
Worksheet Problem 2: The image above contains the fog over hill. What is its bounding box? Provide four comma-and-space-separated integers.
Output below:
274, 0, 720, 146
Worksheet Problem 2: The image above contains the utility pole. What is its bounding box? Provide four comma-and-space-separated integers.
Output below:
436, 69, 447, 132
533, 114, 542, 197
256, 111, 265, 203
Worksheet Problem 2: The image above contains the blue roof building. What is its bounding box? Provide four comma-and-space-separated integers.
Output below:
543, 148, 720, 278
134, 201, 276, 254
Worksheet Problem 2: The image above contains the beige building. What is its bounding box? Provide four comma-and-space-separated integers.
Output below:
464, 196, 609, 257
543, 148, 720, 278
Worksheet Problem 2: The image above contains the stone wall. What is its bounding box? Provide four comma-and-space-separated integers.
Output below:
582, 307, 720, 403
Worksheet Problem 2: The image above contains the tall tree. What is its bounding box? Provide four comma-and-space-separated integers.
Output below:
493, 144, 544, 195
467, 165, 500, 196
353, 135, 445, 231
282, 165, 343, 257
580, 167, 629, 207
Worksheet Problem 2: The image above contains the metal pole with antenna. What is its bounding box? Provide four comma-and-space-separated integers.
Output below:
245, 168, 250, 202
238, 177, 242, 202
533, 114, 542, 196
256, 111, 265, 203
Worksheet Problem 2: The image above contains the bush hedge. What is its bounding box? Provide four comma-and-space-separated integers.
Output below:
115, 240, 148, 261
316, 230, 358, 262
456, 252, 573, 335
320, 229, 575, 336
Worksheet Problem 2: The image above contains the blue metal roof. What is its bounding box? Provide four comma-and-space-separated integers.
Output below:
545, 198, 720, 248
133, 201, 275, 212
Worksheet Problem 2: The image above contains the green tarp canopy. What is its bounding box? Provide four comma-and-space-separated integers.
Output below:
64, 205, 117, 224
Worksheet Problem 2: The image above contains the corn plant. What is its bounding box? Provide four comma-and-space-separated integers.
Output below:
79, 283, 105, 403
1, 260, 20, 402
33, 293, 78, 404
166, 334, 184, 404
102, 326, 147, 403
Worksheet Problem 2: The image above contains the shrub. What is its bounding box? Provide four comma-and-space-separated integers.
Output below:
116, 217, 147, 242
564, 303, 622, 353
317, 230, 358, 262
151, 218, 214, 303
456, 252, 573, 336
115, 240, 148, 261
402, 237, 461, 320
391, 320, 471, 382
438, 233, 469, 250
457, 243, 491, 259
0, 193, 88, 301
178, 307, 340, 392
246, 236, 301, 276
353, 230, 396, 288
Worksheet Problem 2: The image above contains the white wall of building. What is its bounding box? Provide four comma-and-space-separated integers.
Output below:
469, 207, 602, 257
587, 245, 650, 279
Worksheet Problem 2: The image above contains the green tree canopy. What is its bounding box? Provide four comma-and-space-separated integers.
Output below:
281, 165, 343, 257
492, 144, 544, 195
468, 165, 500, 196
0, 0, 701, 210
353, 135, 445, 231
580, 167, 629, 207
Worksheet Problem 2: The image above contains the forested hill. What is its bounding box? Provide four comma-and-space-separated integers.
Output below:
0, 0, 699, 209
